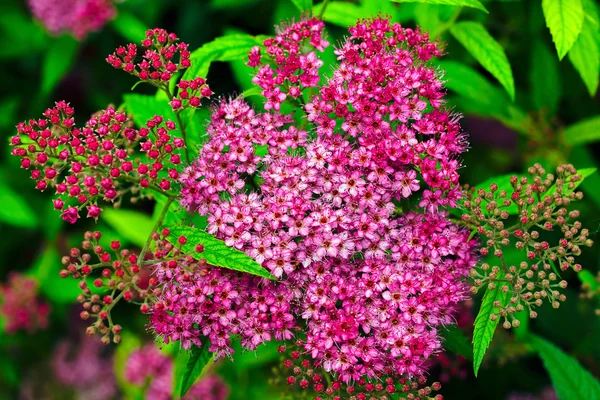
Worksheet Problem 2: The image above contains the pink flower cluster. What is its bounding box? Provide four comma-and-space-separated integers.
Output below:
10, 102, 182, 224
28, 0, 115, 39
151, 16, 477, 384
0, 273, 50, 334
170, 77, 213, 111
52, 335, 117, 400
125, 343, 229, 400
107, 28, 191, 83
248, 18, 329, 110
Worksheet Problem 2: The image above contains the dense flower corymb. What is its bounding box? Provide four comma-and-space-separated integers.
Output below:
0, 273, 50, 334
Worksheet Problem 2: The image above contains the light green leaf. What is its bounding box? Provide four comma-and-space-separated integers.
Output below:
544, 167, 597, 198
582, 0, 600, 27
440, 325, 473, 360
29, 245, 80, 304
530, 335, 600, 400
578, 270, 599, 291
175, 340, 214, 398
568, 20, 600, 96
542, 0, 585, 59
473, 274, 507, 376
0, 180, 38, 228
182, 34, 265, 82
568, 146, 600, 209
530, 40, 561, 115
390, 0, 487, 13
165, 225, 275, 280
291, 0, 313, 12
42, 35, 79, 95
111, 12, 148, 43
123, 94, 179, 132
153, 192, 186, 226
102, 209, 155, 247
450, 21, 515, 101
440, 60, 506, 104
313, 2, 364, 27
563, 115, 600, 145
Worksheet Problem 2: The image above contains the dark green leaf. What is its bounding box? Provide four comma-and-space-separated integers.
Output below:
563, 115, 600, 145
313, 2, 364, 27
175, 340, 214, 398
42, 35, 78, 95
530, 335, 600, 400
111, 11, 148, 43
291, 0, 313, 12
450, 22, 515, 101
0, 180, 38, 228
473, 274, 508, 376
568, 19, 600, 96
441, 325, 473, 360
542, 0, 585, 59
165, 225, 275, 280
390, 0, 487, 13
530, 40, 561, 115
102, 209, 155, 247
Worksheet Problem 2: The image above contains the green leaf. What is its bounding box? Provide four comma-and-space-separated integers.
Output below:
29, 245, 80, 304
0, 180, 38, 228
175, 340, 214, 398
440, 325, 473, 360
182, 34, 265, 82
450, 21, 515, 101
544, 167, 597, 198
472, 274, 507, 376
123, 94, 178, 131
563, 115, 600, 145
542, 0, 585, 59
102, 209, 155, 247
313, 2, 364, 27
41, 35, 78, 95
111, 11, 148, 43
153, 193, 186, 226
165, 225, 275, 280
568, 20, 600, 96
440, 61, 506, 105
389, 0, 487, 13
578, 270, 599, 291
530, 40, 561, 115
569, 146, 600, 209
290, 0, 313, 12
530, 335, 600, 400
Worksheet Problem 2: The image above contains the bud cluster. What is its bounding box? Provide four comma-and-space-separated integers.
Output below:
59, 229, 199, 343
462, 164, 593, 326
10, 102, 182, 224
272, 342, 443, 400
170, 77, 213, 111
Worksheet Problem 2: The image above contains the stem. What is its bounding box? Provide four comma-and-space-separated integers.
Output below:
318, 0, 330, 19
137, 197, 175, 267
164, 86, 191, 164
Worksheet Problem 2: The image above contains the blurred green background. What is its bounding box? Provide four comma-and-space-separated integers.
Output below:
0, 0, 599, 399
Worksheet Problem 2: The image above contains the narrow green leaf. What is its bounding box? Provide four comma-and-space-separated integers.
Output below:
530, 335, 600, 400
440, 325, 473, 360
102, 209, 155, 247
390, 0, 487, 13
450, 22, 515, 101
291, 0, 313, 12
176, 340, 214, 398
42, 35, 79, 95
472, 275, 507, 376
182, 34, 265, 82
563, 115, 600, 145
313, 2, 364, 28
530, 40, 561, 115
542, 0, 585, 59
568, 20, 600, 96
0, 180, 38, 228
111, 12, 148, 43
165, 225, 275, 280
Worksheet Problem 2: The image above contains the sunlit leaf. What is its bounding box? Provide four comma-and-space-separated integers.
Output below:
530, 40, 561, 115
390, 0, 487, 13
563, 115, 600, 145
174, 339, 214, 398
450, 22, 515, 101
542, 0, 585, 59
313, 2, 364, 27
290, 0, 313, 12
0, 180, 38, 228
102, 209, 155, 247
568, 20, 600, 96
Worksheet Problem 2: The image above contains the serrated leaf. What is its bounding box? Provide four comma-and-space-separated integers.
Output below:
568, 20, 600, 96
390, 0, 487, 13
530, 40, 561, 115
111, 11, 148, 43
530, 335, 600, 400
291, 0, 313, 12
175, 340, 214, 398
313, 2, 364, 27
42, 35, 78, 95
563, 115, 600, 145
542, 0, 585, 59
440, 325, 473, 360
182, 34, 265, 82
165, 225, 275, 280
0, 180, 38, 228
450, 22, 515, 101
102, 209, 155, 247
472, 274, 507, 376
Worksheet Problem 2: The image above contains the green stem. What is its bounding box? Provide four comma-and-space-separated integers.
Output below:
318, 0, 331, 19
137, 197, 175, 267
